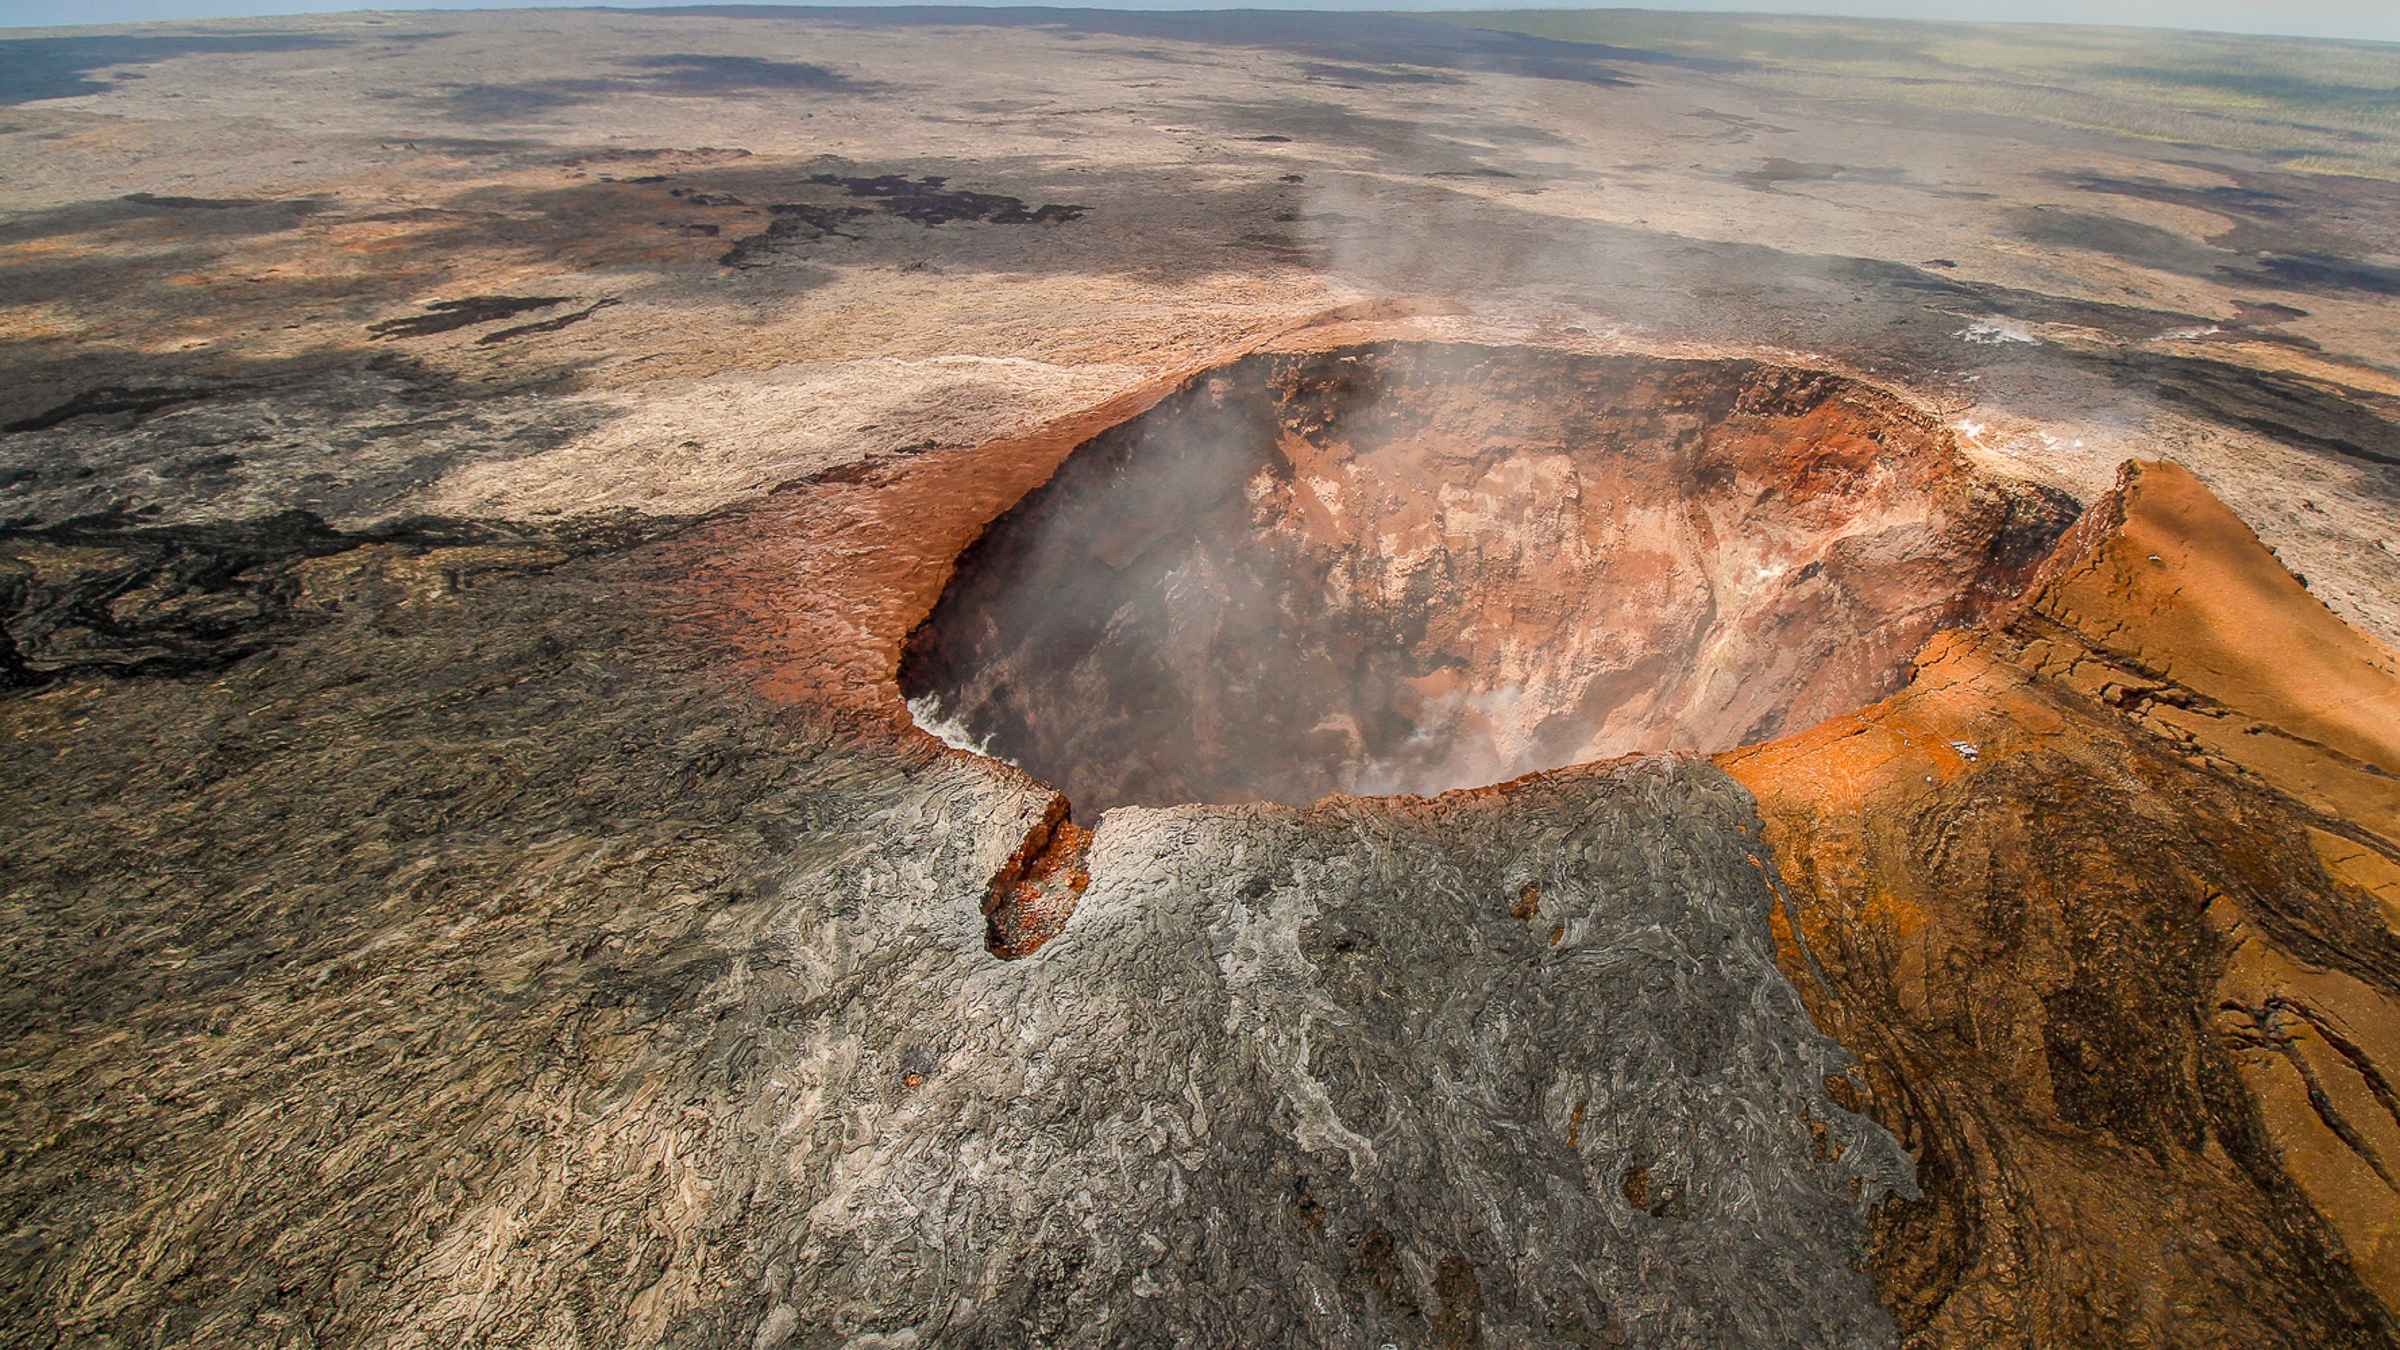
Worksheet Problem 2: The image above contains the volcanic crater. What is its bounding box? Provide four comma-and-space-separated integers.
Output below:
901, 342, 2079, 816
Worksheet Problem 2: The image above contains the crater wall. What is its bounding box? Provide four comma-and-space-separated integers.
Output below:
902, 343, 2077, 814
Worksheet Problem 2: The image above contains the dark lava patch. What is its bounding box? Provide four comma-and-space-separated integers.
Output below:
368, 296, 572, 340
807, 173, 1086, 226
2055, 169, 2295, 219
2243, 252, 2400, 298
121, 192, 280, 211
623, 53, 871, 94
0, 192, 328, 245
716, 175, 1085, 268
640, 6, 1749, 87
2008, 205, 2400, 298
478, 297, 622, 345
718, 203, 871, 268
425, 52, 879, 122
0, 32, 350, 105
4, 385, 228, 436
2118, 351, 2400, 471
0, 510, 491, 687
0, 506, 668, 690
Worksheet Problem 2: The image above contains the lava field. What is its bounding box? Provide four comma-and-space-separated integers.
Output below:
3, 8, 2399, 1349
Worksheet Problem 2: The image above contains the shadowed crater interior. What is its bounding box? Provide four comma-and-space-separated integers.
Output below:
901, 342, 2075, 815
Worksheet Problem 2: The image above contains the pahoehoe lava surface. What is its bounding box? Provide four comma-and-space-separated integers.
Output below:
903, 342, 2075, 814
0, 569, 1915, 1343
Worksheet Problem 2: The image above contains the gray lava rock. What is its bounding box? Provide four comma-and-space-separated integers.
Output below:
0, 548, 1907, 1347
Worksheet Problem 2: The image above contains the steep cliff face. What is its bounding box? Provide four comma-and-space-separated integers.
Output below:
902, 343, 2074, 815
1724, 462, 2400, 1344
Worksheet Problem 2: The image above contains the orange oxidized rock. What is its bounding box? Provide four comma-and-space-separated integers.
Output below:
1725, 460, 2400, 1343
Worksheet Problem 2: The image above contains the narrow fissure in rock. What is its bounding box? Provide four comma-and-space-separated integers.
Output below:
982, 794, 1093, 958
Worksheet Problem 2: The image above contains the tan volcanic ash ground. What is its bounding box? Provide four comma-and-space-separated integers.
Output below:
0, 9, 2395, 642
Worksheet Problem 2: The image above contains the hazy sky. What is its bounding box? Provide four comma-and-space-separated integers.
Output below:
3, 0, 2398, 43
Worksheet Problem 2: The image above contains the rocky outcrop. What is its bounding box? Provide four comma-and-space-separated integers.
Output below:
1724, 461, 2400, 1344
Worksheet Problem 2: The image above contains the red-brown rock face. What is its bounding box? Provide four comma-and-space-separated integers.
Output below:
901, 343, 2075, 814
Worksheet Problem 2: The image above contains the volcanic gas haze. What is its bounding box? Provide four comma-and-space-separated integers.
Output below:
902, 343, 2075, 814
